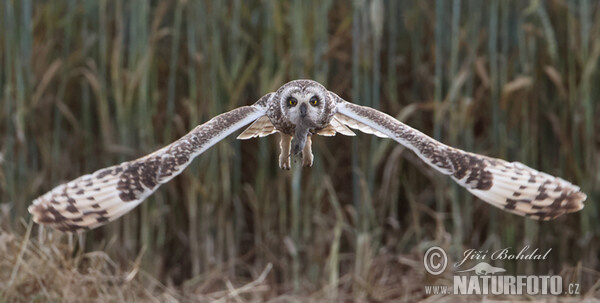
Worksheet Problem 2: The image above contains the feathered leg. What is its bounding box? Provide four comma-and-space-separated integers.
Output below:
279, 133, 292, 170
302, 135, 313, 167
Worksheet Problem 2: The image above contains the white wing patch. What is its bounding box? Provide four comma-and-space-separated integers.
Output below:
334, 113, 388, 138
335, 100, 586, 220
236, 116, 277, 139
316, 116, 356, 137
29, 105, 267, 232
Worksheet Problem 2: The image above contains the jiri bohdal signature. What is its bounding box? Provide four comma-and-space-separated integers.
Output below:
454, 245, 551, 267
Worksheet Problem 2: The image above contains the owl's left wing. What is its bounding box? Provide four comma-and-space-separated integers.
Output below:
29, 96, 271, 232
335, 100, 586, 220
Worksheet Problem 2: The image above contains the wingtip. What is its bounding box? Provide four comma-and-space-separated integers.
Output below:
28, 202, 89, 233
28, 202, 42, 224
536, 189, 587, 221
28, 202, 55, 225
566, 190, 587, 213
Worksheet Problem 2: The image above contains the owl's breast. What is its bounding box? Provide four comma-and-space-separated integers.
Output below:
267, 103, 294, 136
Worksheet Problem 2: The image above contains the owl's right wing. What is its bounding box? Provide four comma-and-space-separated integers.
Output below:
335, 99, 586, 220
28, 94, 272, 233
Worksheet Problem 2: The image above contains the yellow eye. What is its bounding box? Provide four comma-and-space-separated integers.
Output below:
310, 96, 319, 106
288, 97, 297, 106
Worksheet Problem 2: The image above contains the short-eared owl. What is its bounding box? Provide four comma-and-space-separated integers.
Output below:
29, 80, 587, 232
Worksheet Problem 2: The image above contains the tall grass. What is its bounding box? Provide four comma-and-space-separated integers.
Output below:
1, 0, 599, 300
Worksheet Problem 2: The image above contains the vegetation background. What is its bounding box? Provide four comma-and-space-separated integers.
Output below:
1, 0, 598, 301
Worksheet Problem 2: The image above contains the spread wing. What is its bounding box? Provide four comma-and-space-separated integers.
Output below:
335, 100, 586, 220
29, 98, 270, 232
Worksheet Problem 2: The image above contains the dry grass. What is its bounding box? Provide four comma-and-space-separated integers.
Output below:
2, 224, 598, 302
1, 225, 173, 301
0, 223, 424, 302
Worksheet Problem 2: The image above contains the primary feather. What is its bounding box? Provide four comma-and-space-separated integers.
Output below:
335, 101, 585, 220
29, 104, 267, 232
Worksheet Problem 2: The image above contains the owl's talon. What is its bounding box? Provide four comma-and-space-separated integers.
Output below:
279, 154, 291, 170
302, 136, 314, 167
279, 133, 292, 170
302, 159, 313, 167
302, 150, 313, 167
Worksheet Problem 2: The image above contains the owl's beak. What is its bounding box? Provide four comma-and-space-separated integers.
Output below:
299, 103, 307, 118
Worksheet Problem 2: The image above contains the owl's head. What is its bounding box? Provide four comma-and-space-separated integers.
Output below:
277, 80, 330, 128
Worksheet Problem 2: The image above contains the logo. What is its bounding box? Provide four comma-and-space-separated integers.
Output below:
422, 246, 581, 296
455, 261, 506, 275
423, 246, 447, 275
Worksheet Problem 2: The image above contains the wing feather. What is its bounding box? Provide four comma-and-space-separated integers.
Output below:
336, 100, 586, 220
29, 103, 267, 232
316, 116, 356, 137
330, 116, 356, 136
236, 115, 277, 139
334, 113, 388, 138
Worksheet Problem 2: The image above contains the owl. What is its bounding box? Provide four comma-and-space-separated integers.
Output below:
28, 80, 587, 232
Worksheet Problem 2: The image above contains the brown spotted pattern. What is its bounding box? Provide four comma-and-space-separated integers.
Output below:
336, 101, 586, 220
29, 105, 265, 232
